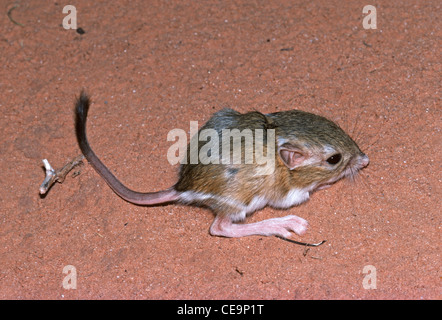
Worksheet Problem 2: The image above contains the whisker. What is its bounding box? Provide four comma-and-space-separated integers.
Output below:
353, 110, 369, 146
362, 127, 385, 154
351, 107, 362, 139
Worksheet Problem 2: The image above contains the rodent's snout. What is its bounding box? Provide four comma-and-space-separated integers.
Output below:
359, 154, 370, 168
343, 153, 369, 181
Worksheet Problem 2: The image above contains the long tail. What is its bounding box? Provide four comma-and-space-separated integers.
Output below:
75, 91, 179, 205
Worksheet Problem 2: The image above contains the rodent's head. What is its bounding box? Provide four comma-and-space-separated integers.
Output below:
269, 110, 369, 191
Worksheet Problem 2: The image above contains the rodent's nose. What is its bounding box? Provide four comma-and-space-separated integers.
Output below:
360, 154, 369, 168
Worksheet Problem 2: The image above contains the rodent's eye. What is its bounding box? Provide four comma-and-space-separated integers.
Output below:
326, 153, 342, 165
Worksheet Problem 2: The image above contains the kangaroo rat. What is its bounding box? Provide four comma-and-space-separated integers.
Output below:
75, 92, 369, 245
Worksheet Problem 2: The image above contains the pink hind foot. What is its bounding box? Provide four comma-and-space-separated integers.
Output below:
209, 214, 308, 238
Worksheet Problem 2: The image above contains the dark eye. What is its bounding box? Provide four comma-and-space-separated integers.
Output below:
326, 154, 342, 165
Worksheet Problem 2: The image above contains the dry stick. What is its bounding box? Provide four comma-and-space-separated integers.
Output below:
275, 235, 326, 247
39, 155, 84, 194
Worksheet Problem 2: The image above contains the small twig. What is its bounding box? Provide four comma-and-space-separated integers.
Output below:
235, 267, 244, 276
39, 155, 84, 194
303, 247, 310, 257
7, 5, 24, 27
362, 40, 372, 48
275, 235, 326, 247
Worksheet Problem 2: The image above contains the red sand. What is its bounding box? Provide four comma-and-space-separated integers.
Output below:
0, 0, 439, 299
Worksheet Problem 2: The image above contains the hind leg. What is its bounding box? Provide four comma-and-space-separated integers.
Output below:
209, 214, 308, 238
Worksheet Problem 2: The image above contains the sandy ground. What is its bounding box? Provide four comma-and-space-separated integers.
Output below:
0, 0, 440, 299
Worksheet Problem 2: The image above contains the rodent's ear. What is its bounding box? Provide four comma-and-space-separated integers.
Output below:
278, 143, 308, 170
